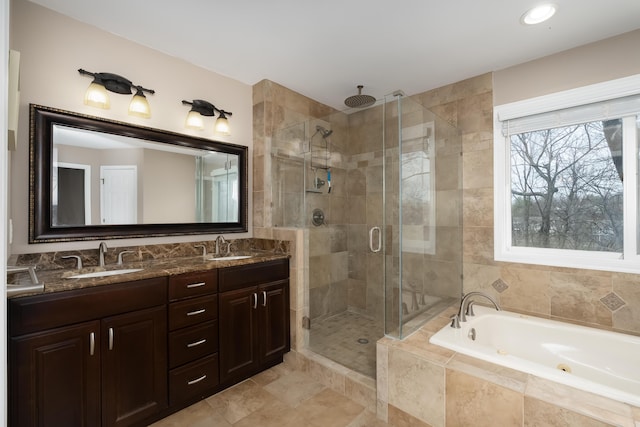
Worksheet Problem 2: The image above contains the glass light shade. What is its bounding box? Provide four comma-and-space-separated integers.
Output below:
84, 82, 110, 109
521, 4, 556, 25
128, 92, 151, 118
185, 110, 205, 130
215, 116, 230, 135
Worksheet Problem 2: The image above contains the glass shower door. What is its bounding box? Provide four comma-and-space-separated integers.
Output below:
384, 93, 462, 339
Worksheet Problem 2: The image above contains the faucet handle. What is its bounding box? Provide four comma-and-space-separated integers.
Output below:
466, 301, 475, 317
450, 314, 461, 329
117, 250, 136, 265
62, 255, 83, 270
194, 244, 207, 257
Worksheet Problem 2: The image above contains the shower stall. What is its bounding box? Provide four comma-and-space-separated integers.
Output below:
271, 92, 462, 378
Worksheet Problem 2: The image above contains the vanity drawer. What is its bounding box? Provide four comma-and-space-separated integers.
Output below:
168, 294, 217, 331
169, 320, 218, 368
169, 354, 219, 406
218, 259, 289, 292
169, 270, 217, 301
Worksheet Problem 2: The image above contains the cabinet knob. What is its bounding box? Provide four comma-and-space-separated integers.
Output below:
108, 327, 114, 350
262, 291, 267, 307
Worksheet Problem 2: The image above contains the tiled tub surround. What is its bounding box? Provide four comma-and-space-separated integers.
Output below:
376, 305, 640, 427
7, 238, 290, 296
430, 305, 640, 407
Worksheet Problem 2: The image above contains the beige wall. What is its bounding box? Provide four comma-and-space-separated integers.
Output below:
9, 0, 253, 254
494, 29, 640, 105
142, 149, 196, 223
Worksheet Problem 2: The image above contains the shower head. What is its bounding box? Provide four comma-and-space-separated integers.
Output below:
344, 85, 376, 108
316, 125, 333, 138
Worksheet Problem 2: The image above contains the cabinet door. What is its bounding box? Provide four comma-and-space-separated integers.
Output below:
10, 320, 101, 427
259, 280, 290, 366
102, 306, 167, 427
218, 286, 259, 383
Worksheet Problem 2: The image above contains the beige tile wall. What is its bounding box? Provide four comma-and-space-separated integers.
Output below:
413, 72, 640, 335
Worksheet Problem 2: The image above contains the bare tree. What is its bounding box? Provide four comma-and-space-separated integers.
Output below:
510, 120, 623, 251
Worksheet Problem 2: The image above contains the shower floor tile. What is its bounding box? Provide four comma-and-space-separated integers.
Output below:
308, 311, 381, 378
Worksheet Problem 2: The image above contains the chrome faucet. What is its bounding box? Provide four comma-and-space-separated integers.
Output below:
215, 235, 228, 255
98, 241, 108, 267
450, 291, 501, 328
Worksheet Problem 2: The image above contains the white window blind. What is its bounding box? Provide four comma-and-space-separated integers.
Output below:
501, 94, 640, 136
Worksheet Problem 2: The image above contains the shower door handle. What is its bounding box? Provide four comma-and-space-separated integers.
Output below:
369, 226, 382, 253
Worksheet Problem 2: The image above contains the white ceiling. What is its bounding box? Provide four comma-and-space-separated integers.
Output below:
29, 0, 640, 110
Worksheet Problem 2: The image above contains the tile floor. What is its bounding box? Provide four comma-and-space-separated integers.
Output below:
308, 311, 381, 378
150, 362, 391, 427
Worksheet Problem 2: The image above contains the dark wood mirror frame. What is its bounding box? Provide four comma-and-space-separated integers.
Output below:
29, 104, 248, 243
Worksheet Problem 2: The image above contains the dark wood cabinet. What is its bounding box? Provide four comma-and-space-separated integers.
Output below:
8, 277, 167, 427
167, 270, 219, 407
10, 320, 101, 427
218, 259, 290, 385
218, 286, 259, 382
102, 306, 167, 427
8, 258, 290, 426
259, 280, 290, 366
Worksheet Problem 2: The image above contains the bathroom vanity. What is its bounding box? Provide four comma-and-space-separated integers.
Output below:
7, 256, 290, 426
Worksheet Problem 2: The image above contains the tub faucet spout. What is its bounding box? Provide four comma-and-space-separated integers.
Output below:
456, 291, 500, 324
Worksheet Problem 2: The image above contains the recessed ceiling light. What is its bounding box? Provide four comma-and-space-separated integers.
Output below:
521, 3, 557, 25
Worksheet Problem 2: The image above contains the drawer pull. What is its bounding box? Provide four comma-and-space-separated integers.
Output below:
186, 282, 206, 289
187, 339, 207, 348
90, 332, 95, 356
187, 375, 207, 385
187, 309, 206, 316
252, 293, 257, 309
262, 291, 267, 307
108, 327, 114, 350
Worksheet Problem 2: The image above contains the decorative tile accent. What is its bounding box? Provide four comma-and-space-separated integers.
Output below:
491, 278, 509, 293
600, 292, 626, 312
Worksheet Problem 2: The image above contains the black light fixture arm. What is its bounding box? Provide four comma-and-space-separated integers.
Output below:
182, 99, 232, 117
78, 68, 154, 95
132, 84, 155, 96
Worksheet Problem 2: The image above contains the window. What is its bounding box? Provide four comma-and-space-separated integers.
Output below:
494, 75, 640, 273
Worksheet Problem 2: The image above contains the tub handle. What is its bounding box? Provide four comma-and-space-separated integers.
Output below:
450, 314, 460, 329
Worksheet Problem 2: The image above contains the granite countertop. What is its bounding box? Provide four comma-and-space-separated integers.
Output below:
7, 251, 289, 299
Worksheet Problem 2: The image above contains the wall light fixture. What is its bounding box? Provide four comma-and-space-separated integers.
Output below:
182, 99, 233, 135
78, 68, 155, 118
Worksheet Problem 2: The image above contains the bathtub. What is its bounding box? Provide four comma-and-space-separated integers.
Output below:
429, 305, 640, 407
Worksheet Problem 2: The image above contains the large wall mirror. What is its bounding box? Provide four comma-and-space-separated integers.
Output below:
29, 104, 248, 243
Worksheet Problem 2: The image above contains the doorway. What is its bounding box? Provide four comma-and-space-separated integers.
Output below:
100, 165, 137, 225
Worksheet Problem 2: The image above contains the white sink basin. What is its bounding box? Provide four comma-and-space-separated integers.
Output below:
207, 255, 253, 261
67, 268, 143, 279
